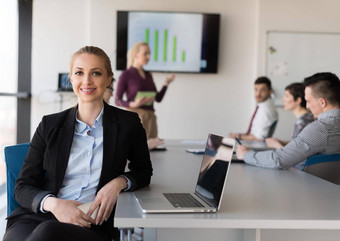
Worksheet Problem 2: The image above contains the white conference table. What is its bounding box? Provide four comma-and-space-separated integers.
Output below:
115, 140, 340, 241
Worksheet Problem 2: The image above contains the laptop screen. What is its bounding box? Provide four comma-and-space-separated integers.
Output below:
195, 134, 234, 208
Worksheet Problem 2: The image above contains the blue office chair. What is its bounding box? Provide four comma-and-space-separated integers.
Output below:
267, 120, 278, 138
303, 153, 340, 185
4, 142, 30, 215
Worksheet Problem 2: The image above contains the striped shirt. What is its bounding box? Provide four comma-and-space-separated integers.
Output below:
244, 108, 340, 170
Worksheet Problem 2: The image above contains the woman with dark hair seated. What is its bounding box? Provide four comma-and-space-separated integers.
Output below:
265, 82, 314, 149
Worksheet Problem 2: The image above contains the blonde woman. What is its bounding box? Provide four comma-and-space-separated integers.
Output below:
3, 46, 152, 241
115, 42, 175, 138
104, 78, 164, 150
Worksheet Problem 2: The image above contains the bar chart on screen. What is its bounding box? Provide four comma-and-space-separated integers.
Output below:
128, 12, 203, 72
144, 29, 186, 63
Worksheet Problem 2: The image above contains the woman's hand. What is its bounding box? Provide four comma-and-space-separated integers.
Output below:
147, 137, 164, 150
43, 197, 95, 228
265, 138, 283, 149
88, 177, 127, 225
164, 74, 176, 86
129, 96, 155, 108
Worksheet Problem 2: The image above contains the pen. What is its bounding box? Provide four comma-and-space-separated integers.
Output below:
235, 137, 242, 145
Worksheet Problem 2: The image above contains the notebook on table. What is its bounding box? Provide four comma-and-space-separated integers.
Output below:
134, 133, 235, 213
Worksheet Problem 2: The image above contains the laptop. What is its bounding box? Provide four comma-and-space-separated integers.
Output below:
134, 133, 235, 213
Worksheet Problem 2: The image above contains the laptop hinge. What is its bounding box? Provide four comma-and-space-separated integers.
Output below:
194, 192, 215, 208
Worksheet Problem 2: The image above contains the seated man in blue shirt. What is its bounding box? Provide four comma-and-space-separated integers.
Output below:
236, 72, 340, 170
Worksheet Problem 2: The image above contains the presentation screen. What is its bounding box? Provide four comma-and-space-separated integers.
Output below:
116, 11, 220, 73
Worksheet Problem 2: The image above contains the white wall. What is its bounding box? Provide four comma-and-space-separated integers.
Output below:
257, 0, 340, 139
32, 0, 91, 133
31, 0, 258, 139
31, 0, 340, 140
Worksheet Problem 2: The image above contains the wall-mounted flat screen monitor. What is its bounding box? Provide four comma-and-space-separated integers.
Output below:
116, 11, 220, 73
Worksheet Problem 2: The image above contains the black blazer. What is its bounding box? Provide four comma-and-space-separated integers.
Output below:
11, 102, 153, 239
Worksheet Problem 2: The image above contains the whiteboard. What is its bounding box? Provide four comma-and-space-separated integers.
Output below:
266, 31, 340, 106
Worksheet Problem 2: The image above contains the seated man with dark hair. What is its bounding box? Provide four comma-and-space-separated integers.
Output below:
229, 76, 278, 141
236, 72, 340, 170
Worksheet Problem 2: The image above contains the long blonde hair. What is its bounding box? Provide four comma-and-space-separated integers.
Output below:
127, 42, 149, 69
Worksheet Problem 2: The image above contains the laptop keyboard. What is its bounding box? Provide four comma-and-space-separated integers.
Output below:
163, 193, 205, 208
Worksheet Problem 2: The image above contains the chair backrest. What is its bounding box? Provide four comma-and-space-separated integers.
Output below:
4, 143, 30, 215
303, 153, 340, 185
267, 120, 278, 138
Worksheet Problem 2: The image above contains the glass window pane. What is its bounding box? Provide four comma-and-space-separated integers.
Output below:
0, 0, 18, 220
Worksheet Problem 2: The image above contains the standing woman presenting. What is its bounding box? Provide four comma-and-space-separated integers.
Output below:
115, 42, 175, 139
3, 46, 152, 241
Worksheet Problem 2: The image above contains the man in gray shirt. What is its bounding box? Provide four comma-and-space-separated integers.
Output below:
236, 72, 340, 170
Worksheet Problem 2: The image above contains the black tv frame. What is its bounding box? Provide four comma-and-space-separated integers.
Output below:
116, 10, 220, 73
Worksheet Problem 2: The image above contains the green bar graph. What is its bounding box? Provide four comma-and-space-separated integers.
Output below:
154, 30, 158, 61
163, 30, 168, 61
143, 29, 186, 63
172, 36, 177, 62
145, 29, 149, 44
